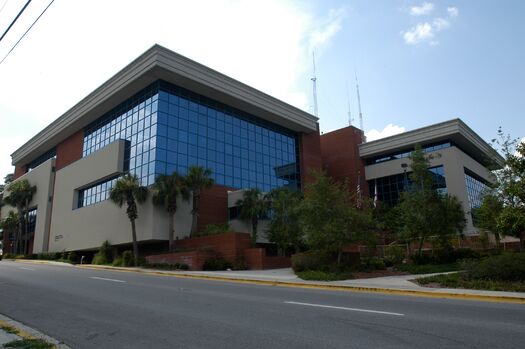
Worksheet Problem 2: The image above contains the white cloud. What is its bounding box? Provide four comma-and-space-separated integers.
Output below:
432, 18, 450, 31
0, 0, 347, 181
447, 7, 459, 17
403, 22, 434, 44
309, 7, 347, 50
365, 124, 406, 142
410, 2, 434, 16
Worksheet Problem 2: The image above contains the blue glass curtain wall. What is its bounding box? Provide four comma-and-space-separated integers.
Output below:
464, 168, 491, 210
368, 166, 447, 206
79, 80, 300, 208
155, 81, 300, 192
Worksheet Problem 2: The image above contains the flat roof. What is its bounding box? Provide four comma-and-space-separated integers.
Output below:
359, 118, 504, 168
12, 44, 318, 166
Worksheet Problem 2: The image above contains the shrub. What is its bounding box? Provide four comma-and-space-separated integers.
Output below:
202, 257, 232, 271
360, 257, 386, 272
37, 252, 57, 260
291, 251, 332, 272
2, 253, 15, 259
112, 257, 122, 267
435, 248, 480, 264
461, 253, 525, 282
92, 240, 114, 265
122, 250, 134, 267
67, 251, 77, 263
196, 223, 231, 237
232, 256, 248, 270
384, 246, 406, 266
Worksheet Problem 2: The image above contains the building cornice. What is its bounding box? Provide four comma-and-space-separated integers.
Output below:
12, 44, 318, 166
359, 118, 504, 168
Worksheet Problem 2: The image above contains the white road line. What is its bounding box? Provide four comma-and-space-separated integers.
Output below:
284, 301, 405, 316
19, 267, 35, 271
89, 277, 126, 283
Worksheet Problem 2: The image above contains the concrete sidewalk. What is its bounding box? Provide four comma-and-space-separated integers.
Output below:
75, 263, 525, 303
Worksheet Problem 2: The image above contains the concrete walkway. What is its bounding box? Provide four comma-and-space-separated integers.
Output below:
9, 259, 525, 303
74, 263, 525, 302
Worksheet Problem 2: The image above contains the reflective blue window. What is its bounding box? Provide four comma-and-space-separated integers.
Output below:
81, 80, 300, 208
464, 168, 490, 210
154, 80, 300, 191
368, 165, 447, 206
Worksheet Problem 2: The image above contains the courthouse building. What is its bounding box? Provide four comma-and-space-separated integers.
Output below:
1, 45, 503, 254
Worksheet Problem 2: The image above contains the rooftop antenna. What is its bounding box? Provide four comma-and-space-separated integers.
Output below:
346, 82, 353, 126
355, 72, 364, 133
311, 52, 318, 117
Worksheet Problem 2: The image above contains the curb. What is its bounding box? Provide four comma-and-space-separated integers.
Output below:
78, 264, 525, 305
0, 314, 71, 349
9, 259, 74, 267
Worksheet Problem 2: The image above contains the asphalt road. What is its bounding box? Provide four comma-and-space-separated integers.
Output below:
0, 261, 524, 349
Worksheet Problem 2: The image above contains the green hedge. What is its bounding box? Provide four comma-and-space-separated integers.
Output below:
202, 257, 232, 271
461, 253, 525, 282
291, 251, 333, 272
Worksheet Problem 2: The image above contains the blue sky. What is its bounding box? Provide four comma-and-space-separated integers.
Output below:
0, 0, 523, 180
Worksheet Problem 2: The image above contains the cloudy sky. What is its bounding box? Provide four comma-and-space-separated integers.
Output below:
0, 0, 523, 180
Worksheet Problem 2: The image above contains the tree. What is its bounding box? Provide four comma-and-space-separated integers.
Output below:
236, 188, 269, 245
488, 130, 525, 250
396, 145, 465, 255
109, 174, 148, 265
151, 172, 189, 252
474, 194, 504, 248
3, 179, 36, 255
185, 166, 214, 236
300, 171, 373, 265
4, 173, 14, 185
0, 211, 20, 253
267, 188, 304, 255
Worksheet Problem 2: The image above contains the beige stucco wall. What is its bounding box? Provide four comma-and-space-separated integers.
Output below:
364, 146, 493, 235
48, 139, 192, 252
1, 158, 56, 253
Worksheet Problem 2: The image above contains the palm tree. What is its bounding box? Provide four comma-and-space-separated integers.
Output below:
151, 172, 189, 252
0, 211, 20, 254
109, 174, 148, 266
236, 188, 269, 245
185, 166, 214, 236
3, 179, 36, 255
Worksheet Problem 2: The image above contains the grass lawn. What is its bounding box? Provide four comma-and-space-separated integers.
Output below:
2, 339, 55, 349
296, 270, 354, 281
395, 262, 459, 274
416, 273, 525, 292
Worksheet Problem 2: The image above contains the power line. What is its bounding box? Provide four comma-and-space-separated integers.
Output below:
0, 0, 54, 66
0, 0, 31, 44
0, 0, 11, 17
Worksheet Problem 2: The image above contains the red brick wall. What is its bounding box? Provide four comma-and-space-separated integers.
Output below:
55, 130, 84, 170
299, 124, 323, 188
13, 165, 25, 180
244, 248, 291, 269
145, 250, 216, 270
320, 126, 368, 197
176, 232, 251, 264
197, 184, 234, 232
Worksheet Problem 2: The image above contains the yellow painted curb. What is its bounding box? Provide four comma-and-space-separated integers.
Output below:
11, 259, 73, 266
78, 264, 525, 305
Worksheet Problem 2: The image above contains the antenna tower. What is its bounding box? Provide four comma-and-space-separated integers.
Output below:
311, 52, 318, 117
355, 72, 364, 132
346, 82, 352, 126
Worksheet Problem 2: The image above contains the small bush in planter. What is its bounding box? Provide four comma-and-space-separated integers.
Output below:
202, 257, 232, 271
122, 250, 134, 267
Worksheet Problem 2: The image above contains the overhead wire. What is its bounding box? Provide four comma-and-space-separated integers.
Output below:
0, 0, 31, 43
0, 0, 54, 66
0, 0, 11, 17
